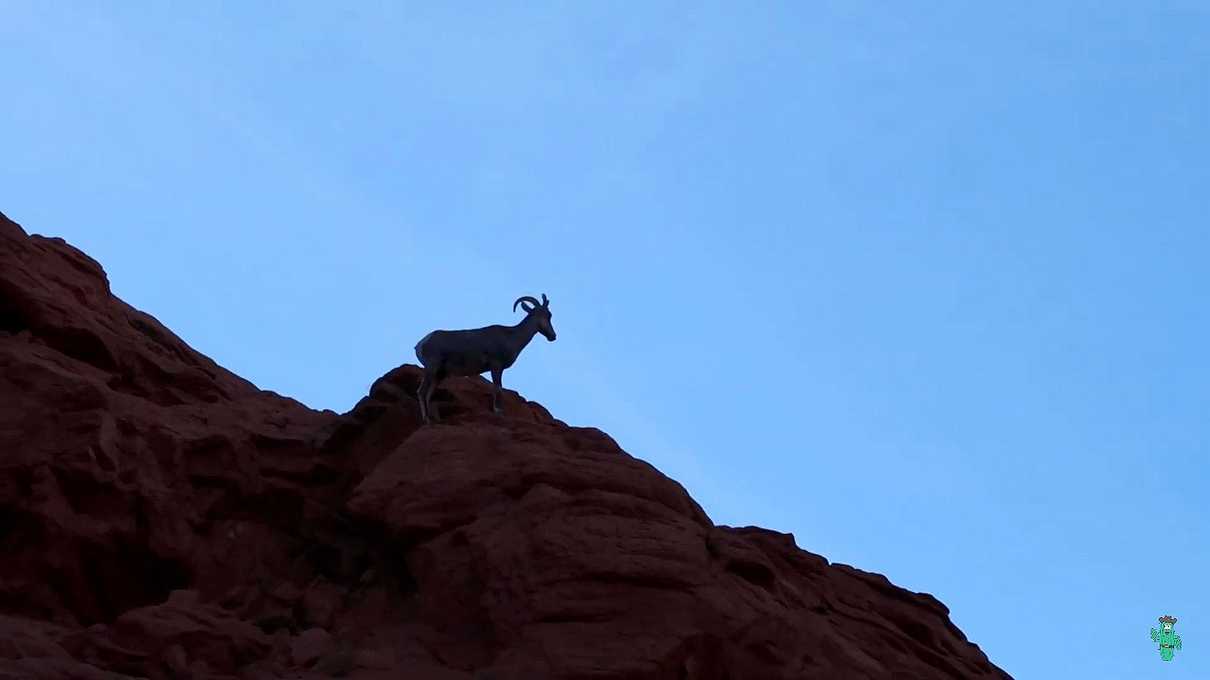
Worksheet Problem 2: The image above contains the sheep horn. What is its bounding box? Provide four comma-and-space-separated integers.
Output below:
513, 296, 541, 313
541, 293, 549, 307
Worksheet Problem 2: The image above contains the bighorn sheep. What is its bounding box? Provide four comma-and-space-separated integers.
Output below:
413, 294, 556, 424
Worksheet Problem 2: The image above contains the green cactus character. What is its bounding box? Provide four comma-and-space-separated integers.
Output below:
1150, 615, 1182, 662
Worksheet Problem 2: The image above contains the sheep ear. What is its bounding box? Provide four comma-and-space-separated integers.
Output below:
541, 294, 549, 307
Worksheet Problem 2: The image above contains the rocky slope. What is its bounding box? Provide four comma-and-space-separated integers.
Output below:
0, 210, 1012, 679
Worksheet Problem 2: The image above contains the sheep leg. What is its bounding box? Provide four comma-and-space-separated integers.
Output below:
416, 373, 431, 424
490, 367, 504, 414
418, 370, 441, 423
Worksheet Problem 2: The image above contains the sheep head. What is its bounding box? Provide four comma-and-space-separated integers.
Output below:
513, 294, 556, 341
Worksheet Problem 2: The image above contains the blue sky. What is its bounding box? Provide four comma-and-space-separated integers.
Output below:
3, 3, 1207, 677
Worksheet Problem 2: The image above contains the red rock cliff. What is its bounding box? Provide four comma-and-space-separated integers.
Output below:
0, 211, 1012, 679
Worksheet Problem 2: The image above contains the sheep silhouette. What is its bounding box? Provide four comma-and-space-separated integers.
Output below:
413, 294, 556, 424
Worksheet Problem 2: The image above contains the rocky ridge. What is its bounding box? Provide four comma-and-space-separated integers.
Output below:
0, 211, 1012, 679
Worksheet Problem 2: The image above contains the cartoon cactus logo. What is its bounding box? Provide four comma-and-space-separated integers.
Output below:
1150, 615, 1182, 662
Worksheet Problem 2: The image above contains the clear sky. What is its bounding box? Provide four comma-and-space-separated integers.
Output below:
3, 3, 1206, 677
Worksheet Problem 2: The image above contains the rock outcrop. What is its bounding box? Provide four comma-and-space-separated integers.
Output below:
0, 211, 1012, 678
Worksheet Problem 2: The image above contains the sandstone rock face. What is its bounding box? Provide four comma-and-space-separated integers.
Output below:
0, 211, 1012, 678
